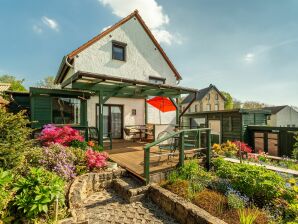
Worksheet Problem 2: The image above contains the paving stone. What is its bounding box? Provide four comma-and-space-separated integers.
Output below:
75, 188, 178, 224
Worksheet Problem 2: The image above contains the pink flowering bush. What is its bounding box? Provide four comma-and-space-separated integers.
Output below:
38, 124, 84, 146
86, 149, 108, 170
233, 141, 253, 154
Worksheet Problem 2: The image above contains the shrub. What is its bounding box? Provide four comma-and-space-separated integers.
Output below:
72, 147, 88, 175
163, 180, 190, 198
293, 132, 298, 160
193, 189, 227, 216
238, 208, 260, 224
0, 108, 32, 169
227, 192, 246, 209
285, 202, 298, 222
212, 141, 238, 157
70, 140, 88, 150
13, 167, 65, 219
0, 169, 14, 221
38, 144, 76, 180
213, 158, 285, 205
167, 160, 213, 194
38, 124, 84, 146
233, 141, 253, 154
86, 149, 108, 170
292, 148, 298, 161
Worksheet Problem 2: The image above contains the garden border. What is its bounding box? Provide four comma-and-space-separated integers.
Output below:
148, 184, 227, 224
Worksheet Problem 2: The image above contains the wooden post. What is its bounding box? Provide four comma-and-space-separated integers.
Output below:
179, 131, 185, 167
98, 91, 104, 146
144, 146, 150, 185
206, 129, 211, 171
196, 130, 201, 148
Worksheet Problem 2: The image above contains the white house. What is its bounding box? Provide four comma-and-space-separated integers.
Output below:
264, 105, 298, 127
53, 10, 196, 142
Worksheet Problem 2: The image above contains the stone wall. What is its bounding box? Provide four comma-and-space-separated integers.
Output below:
149, 184, 227, 224
67, 169, 126, 219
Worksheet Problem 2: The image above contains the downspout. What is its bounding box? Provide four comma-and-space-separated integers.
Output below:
65, 56, 74, 68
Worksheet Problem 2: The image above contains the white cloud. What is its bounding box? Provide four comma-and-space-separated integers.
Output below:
32, 25, 43, 34
243, 53, 254, 62
243, 38, 298, 63
41, 16, 59, 31
98, 0, 181, 45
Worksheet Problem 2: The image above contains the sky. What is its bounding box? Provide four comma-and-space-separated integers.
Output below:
0, 0, 298, 106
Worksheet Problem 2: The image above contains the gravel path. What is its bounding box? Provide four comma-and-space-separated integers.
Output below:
82, 188, 179, 224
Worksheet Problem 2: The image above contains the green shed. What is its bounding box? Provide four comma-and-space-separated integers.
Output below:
30, 87, 93, 129
183, 109, 271, 143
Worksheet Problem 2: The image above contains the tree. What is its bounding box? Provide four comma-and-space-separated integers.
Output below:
0, 75, 27, 92
242, 101, 267, 109
233, 99, 242, 109
36, 76, 60, 89
221, 91, 234, 110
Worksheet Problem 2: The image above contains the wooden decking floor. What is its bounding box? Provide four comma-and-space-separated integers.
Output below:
106, 140, 180, 178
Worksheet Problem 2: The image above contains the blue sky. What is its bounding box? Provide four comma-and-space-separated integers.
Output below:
0, 0, 298, 106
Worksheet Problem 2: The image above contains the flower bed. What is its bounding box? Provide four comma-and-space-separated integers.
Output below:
0, 107, 111, 223
213, 141, 298, 172
161, 159, 298, 224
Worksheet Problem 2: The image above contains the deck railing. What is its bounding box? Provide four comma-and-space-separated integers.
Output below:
143, 128, 212, 184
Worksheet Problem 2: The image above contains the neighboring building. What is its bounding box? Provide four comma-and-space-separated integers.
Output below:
264, 105, 298, 127
181, 84, 225, 114
0, 83, 10, 107
27, 10, 197, 142
183, 109, 271, 143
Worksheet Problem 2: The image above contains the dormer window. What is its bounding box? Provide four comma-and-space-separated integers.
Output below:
112, 41, 126, 61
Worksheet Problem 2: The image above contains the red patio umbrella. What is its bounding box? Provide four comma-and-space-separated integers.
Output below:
146, 96, 176, 112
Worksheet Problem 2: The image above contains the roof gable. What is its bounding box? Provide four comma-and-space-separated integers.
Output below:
57, 10, 181, 83
182, 84, 225, 104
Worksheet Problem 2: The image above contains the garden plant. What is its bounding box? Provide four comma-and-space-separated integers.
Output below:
0, 108, 109, 223
162, 159, 298, 224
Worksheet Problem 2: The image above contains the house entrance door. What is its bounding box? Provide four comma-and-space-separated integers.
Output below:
97, 104, 123, 139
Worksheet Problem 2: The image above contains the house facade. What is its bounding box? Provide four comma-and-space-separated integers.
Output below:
181, 84, 225, 114
264, 105, 298, 127
50, 10, 194, 141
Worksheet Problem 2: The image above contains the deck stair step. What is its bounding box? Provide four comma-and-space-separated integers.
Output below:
112, 176, 149, 203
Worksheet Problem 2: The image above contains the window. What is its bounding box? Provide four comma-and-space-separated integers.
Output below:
52, 97, 81, 124
195, 104, 199, 112
205, 104, 211, 111
215, 94, 219, 100
132, 109, 136, 115
149, 76, 165, 84
215, 104, 219, 111
112, 41, 126, 61
207, 93, 210, 101
188, 107, 191, 113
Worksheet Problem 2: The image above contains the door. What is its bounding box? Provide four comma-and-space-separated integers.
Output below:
97, 104, 123, 139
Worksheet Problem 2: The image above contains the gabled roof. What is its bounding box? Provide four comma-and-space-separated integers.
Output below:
182, 84, 226, 104
263, 105, 288, 114
55, 10, 181, 84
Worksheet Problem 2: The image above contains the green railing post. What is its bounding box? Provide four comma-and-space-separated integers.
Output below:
144, 147, 150, 184
206, 129, 211, 171
179, 131, 185, 167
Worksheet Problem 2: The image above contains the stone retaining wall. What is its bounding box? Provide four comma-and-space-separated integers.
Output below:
67, 168, 126, 222
149, 184, 227, 224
